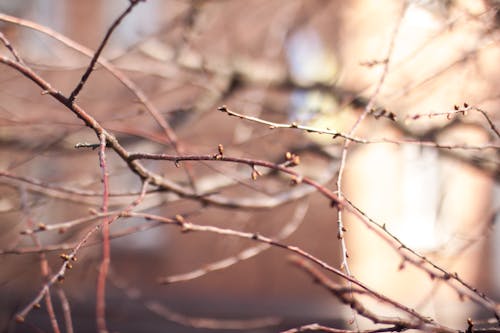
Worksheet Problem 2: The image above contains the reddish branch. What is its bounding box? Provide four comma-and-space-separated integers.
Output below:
13, 180, 150, 323
288, 256, 454, 332
127, 151, 342, 206
158, 201, 309, 284
96, 133, 111, 333
124, 211, 454, 331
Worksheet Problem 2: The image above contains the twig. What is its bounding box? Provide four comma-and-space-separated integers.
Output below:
55, 287, 74, 333
0, 31, 24, 63
109, 269, 281, 330
127, 151, 342, 207
406, 105, 500, 139
0, 12, 189, 155
334, 5, 407, 326
126, 211, 444, 329
2, 208, 200, 256
19, 188, 61, 333
288, 256, 430, 330
474, 107, 500, 139
1, 55, 320, 210
68, 0, 143, 103
14, 180, 150, 323
217, 106, 497, 150
218, 105, 367, 143
344, 196, 500, 320
96, 133, 110, 333
158, 200, 309, 284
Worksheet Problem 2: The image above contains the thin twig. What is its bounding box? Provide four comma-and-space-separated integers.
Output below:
20, 188, 61, 333
334, 5, 407, 327
0, 12, 189, 155
218, 105, 367, 143
126, 211, 445, 329
14, 180, 150, 323
96, 133, 110, 333
109, 269, 281, 330
289, 256, 426, 330
217, 106, 498, 150
0, 31, 24, 63
68, 0, 143, 102
344, 196, 500, 319
158, 200, 309, 284
55, 287, 74, 333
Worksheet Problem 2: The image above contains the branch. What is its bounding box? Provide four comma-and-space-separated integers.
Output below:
96, 133, 110, 333
288, 256, 453, 332
68, 0, 143, 102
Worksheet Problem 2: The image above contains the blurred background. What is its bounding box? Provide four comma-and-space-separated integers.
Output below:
0, 0, 498, 332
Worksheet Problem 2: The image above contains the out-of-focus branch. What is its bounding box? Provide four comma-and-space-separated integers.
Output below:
288, 256, 453, 332
344, 197, 500, 320
109, 269, 281, 330
158, 200, 309, 284
126, 211, 442, 328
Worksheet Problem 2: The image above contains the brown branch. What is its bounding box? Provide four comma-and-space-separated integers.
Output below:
0, 31, 24, 63
336, 32, 398, 271
288, 256, 452, 332
0, 11, 188, 154
109, 269, 281, 330
96, 133, 110, 333
217, 106, 498, 150
474, 107, 500, 139
158, 200, 309, 284
344, 196, 500, 320
218, 105, 367, 143
406, 105, 500, 139
126, 211, 440, 327
1, 208, 205, 257
127, 151, 342, 207
55, 287, 74, 333
14, 180, 150, 323
19, 189, 62, 333
68, 0, 143, 103
0, 56, 320, 210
